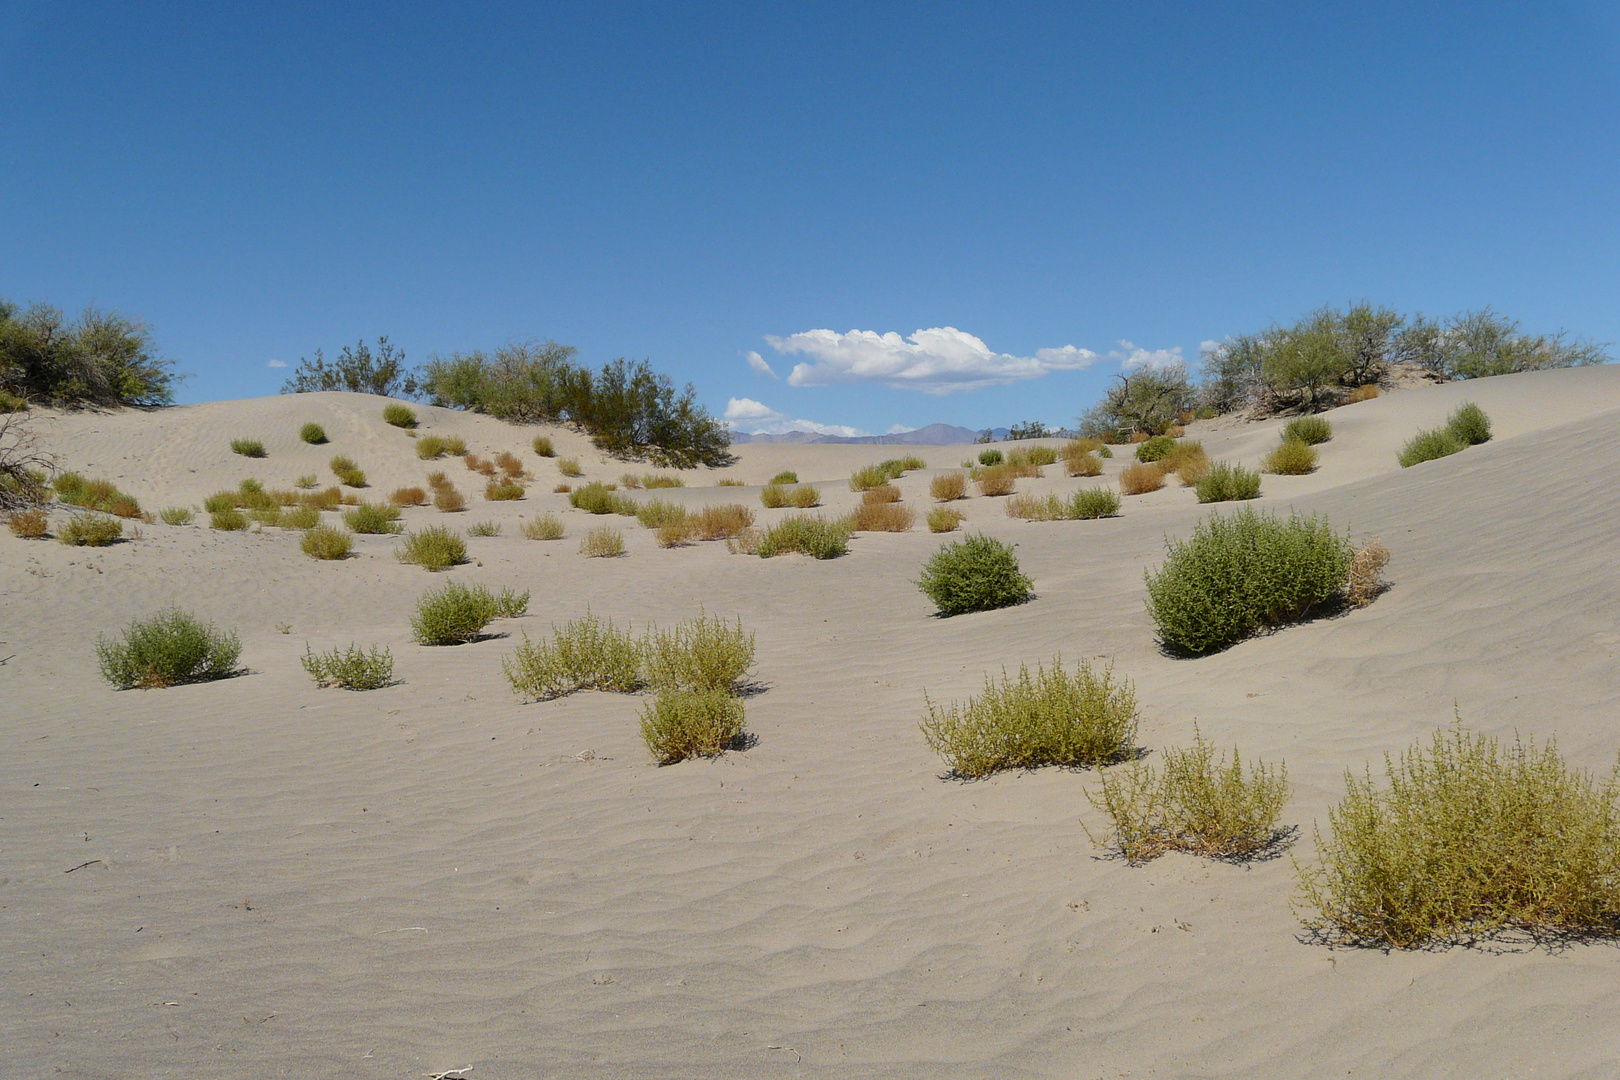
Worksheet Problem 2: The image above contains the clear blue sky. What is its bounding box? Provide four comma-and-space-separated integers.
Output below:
3, 1, 1617, 436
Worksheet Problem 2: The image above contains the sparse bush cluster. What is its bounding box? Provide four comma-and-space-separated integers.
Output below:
761, 481, 820, 509
570, 481, 637, 516
302, 643, 394, 690
55, 472, 141, 518
330, 455, 367, 487
1398, 402, 1492, 467
849, 456, 925, 491
752, 514, 850, 559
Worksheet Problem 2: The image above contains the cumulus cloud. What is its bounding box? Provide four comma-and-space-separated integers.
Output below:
744, 350, 778, 378
723, 397, 870, 438
267, 359, 287, 368
885, 423, 917, 434
763, 326, 1099, 395
1109, 341, 1185, 373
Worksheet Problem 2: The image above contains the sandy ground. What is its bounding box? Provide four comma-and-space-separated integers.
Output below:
4, 367, 1620, 1079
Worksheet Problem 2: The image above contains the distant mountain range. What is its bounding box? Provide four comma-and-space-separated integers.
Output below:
729, 423, 1010, 445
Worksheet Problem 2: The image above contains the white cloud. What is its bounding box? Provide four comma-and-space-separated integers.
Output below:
764, 326, 1099, 395
885, 423, 917, 434
1199, 339, 1222, 356
723, 397, 870, 438
744, 350, 778, 378
1110, 340, 1185, 373
267, 359, 287, 368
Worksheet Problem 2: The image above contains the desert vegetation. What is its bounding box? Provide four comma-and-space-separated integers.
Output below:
467, 519, 501, 537
1071, 488, 1122, 519
411, 581, 527, 645
580, 526, 626, 557
0, 298, 176, 407
769, 470, 798, 485
1263, 438, 1318, 475
60, 513, 124, 545
691, 504, 754, 540
329, 455, 367, 487
570, 482, 636, 515
96, 608, 240, 689
917, 533, 1031, 615
1194, 462, 1261, 503
850, 457, 925, 491
1134, 435, 1176, 463
231, 438, 267, 458
390, 486, 428, 507
485, 478, 525, 500
1282, 416, 1333, 445
1118, 461, 1165, 495
557, 456, 582, 477
9, 507, 48, 537
1397, 402, 1493, 468
926, 506, 964, 532
978, 449, 1003, 466
522, 513, 566, 540
300, 525, 352, 559
396, 525, 468, 570
929, 472, 967, 501
641, 690, 748, 765
281, 337, 416, 397
55, 472, 141, 518
301, 644, 394, 690
749, 514, 850, 559
532, 435, 555, 457
974, 465, 1016, 497
503, 612, 645, 699
343, 502, 403, 534
299, 422, 327, 444
382, 403, 417, 428
761, 481, 820, 508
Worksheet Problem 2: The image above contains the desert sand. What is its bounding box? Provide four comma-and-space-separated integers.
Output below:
4, 365, 1620, 1079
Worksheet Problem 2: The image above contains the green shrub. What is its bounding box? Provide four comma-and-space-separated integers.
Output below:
756, 514, 849, 559
301, 643, 394, 690
522, 513, 565, 540
0, 298, 175, 407
760, 482, 790, 508
202, 490, 241, 512
1135, 435, 1177, 463
1297, 722, 1620, 949
927, 507, 964, 532
570, 482, 636, 515
978, 449, 1004, 466
396, 525, 468, 570
466, 519, 501, 537
580, 526, 626, 557
330, 455, 367, 487
159, 507, 194, 526
416, 434, 452, 459
634, 498, 687, 529
917, 533, 1032, 616
1088, 729, 1289, 863
921, 658, 1137, 778
1070, 488, 1122, 519
54, 472, 140, 516
299, 422, 327, 444
210, 506, 248, 531
59, 513, 123, 545
1397, 427, 1466, 468
382, 403, 417, 428
1444, 401, 1492, 445
848, 463, 891, 491
1024, 445, 1057, 467
281, 505, 320, 529
532, 434, 555, 457
769, 470, 798, 485
557, 456, 583, 477
1144, 508, 1352, 654
411, 581, 503, 644
1262, 438, 1318, 475
1194, 462, 1262, 503
1282, 415, 1332, 445
294, 473, 318, 489
0, 390, 27, 412
301, 524, 352, 559
343, 502, 402, 534
493, 586, 530, 619
641, 688, 747, 764
96, 608, 241, 689
502, 611, 644, 700
231, 438, 267, 458
644, 612, 755, 692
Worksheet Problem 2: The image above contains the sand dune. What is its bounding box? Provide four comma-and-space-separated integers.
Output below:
4, 366, 1620, 1078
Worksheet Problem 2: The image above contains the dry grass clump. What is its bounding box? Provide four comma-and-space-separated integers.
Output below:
618, 472, 643, 489
329, 456, 367, 487
692, 503, 754, 540
1297, 722, 1620, 949
383, 403, 417, 428
522, 513, 566, 540
396, 525, 469, 570
426, 471, 450, 490
503, 612, 644, 699
557, 456, 583, 477
1088, 729, 1290, 863
1022, 444, 1059, 467
301, 525, 352, 559
847, 499, 915, 532
917, 533, 1031, 615
9, 507, 48, 537
299, 422, 327, 444
485, 478, 525, 500
231, 438, 267, 458
391, 486, 428, 507
465, 519, 500, 536
641, 689, 747, 765
1005, 492, 1069, 521
281, 505, 320, 529
1194, 462, 1261, 503
416, 434, 453, 459
1144, 508, 1352, 654
656, 520, 698, 547
55, 473, 142, 517
635, 498, 688, 529
433, 484, 467, 513
343, 502, 403, 534
301, 486, 344, 510
1263, 438, 1318, 475
1347, 538, 1391, 607
553, 482, 571, 493
301, 643, 394, 690
532, 435, 555, 457
464, 453, 498, 477
1064, 449, 1103, 477
716, 476, 744, 486
294, 474, 318, 489
412, 581, 526, 644
1282, 416, 1333, 445
863, 483, 901, 503
1160, 441, 1210, 485
921, 658, 1138, 778
1071, 487, 1122, 519
927, 506, 964, 532
762, 482, 821, 508
159, 507, 194, 526
1118, 461, 1166, 495
1348, 384, 1381, 403
930, 472, 967, 501
570, 481, 637, 515
96, 608, 241, 689
975, 465, 1016, 496
642, 473, 683, 489
849, 457, 923, 491
210, 506, 249, 531
769, 470, 798, 485
756, 514, 850, 559
580, 525, 626, 557
495, 451, 524, 477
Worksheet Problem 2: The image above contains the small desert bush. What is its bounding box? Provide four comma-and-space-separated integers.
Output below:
1004, 456, 1044, 479
756, 514, 849, 559
391, 486, 428, 507
532, 435, 555, 457
96, 608, 241, 689
1296, 723, 1620, 949
921, 658, 1137, 778
485, 478, 525, 501
927, 506, 964, 532
1263, 438, 1318, 475
1347, 538, 1391, 607
495, 451, 524, 477
59, 513, 123, 545
1445, 401, 1492, 445
552, 483, 571, 493
644, 612, 755, 693
1088, 729, 1289, 863
975, 465, 1016, 497
464, 454, 496, 476
1348, 384, 1380, 403
281, 505, 320, 529
1064, 450, 1103, 477
54, 473, 141, 517
769, 470, 798, 485
716, 477, 744, 486
1144, 508, 1352, 655
411, 581, 506, 645
302, 643, 394, 690
157, 507, 193, 526
247, 506, 285, 527
493, 587, 529, 618
209, 506, 248, 531
426, 471, 450, 490
382, 403, 417, 428
0, 390, 28, 412
294, 474, 318, 489
1023, 444, 1058, 467
443, 436, 468, 456
896, 454, 926, 471
467, 519, 501, 537
343, 502, 403, 534
641, 688, 747, 764
301, 486, 343, 510
692, 503, 754, 540
863, 483, 901, 504
1282, 416, 1333, 445
503, 612, 643, 699
656, 520, 697, 547
9, 508, 47, 538
434, 485, 466, 512
1071, 487, 1122, 519
1135, 435, 1177, 463
762, 481, 822, 508
330, 455, 367, 487
1005, 492, 1069, 522
1194, 462, 1261, 503
1160, 441, 1210, 485
522, 513, 565, 540
1397, 427, 1466, 468
847, 499, 914, 532
1118, 461, 1165, 495
301, 525, 352, 559
299, 422, 327, 444
416, 434, 452, 460
642, 473, 683, 489
930, 472, 967, 501
760, 482, 791, 508
396, 525, 468, 570
978, 448, 1004, 466
580, 526, 626, 557
917, 533, 1032, 615
618, 472, 642, 489
557, 456, 583, 477
849, 463, 892, 491
636, 498, 688, 529
570, 482, 636, 515
231, 438, 267, 458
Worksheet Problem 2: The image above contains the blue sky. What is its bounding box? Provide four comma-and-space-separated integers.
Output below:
3, 1, 1617, 436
